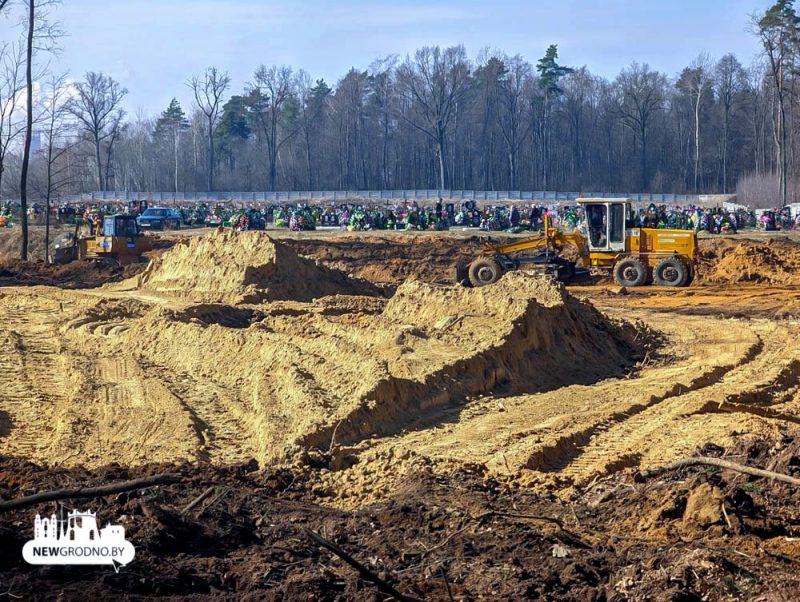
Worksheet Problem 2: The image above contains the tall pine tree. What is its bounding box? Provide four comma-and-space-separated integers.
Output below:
536, 45, 572, 188
154, 98, 189, 192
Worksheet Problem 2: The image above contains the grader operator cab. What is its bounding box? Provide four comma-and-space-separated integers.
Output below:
53, 215, 151, 267
457, 198, 696, 288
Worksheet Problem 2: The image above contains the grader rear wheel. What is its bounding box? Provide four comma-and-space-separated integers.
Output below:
653, 257, 688, 287
468, 258, 502, 287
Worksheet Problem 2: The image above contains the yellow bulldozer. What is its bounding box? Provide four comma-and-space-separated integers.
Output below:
53, 215, 151, 267
456, 198, 697, 288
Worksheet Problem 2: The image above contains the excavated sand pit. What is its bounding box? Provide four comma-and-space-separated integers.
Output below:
0, 230, 638, 470
3, 230, 800, 487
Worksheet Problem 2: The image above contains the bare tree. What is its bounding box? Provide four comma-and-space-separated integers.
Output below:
367, 57, 397, 189
497, 55, 533, 190
17, 0, 63, 259
36, 73, 71, 261
752, 1, 800, 205
103, 109, 125, 190
475, 52, 508, 189
19, 0, 34, 259
615, 62, 667, 191
396, 45, 471, 189
331, 68, 369, 189
114, 110, 156, 192
0, 40, 25, 198
187, 66, 229, 192
68, 71, 127, 192
715, 54, 747, 192
296, 70, 331, 190
562, 67, 599, 189
248, 65, 300, 191
677, 54, 714, 192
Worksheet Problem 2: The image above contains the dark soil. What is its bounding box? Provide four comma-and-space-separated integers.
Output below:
0, 237, 171, 289
2, 432, 800, 600
0, 259, 146, 289
283, 235, 502, 285
286, 235, 800, 289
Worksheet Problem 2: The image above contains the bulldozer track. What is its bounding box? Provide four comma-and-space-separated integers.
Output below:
532, 332, 768, 476
578, 328, 800, 474
0, 301, 67, 460
0, 284, 404, 469
153, 366, 258, 464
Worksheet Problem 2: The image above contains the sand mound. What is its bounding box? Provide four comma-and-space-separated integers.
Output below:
310, 273, 640, 449
135, 229, 380, 303
706, 243, 788, 284
699, 239, 800, 285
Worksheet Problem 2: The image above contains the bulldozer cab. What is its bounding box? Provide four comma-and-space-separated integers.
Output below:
577, 199, 629, 253
103, 215, 140, 237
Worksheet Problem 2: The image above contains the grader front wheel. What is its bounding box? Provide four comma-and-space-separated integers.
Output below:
613, 257, 648, 287
468, 257, 502, 287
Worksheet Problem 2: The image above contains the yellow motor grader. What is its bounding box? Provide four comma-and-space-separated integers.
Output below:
456, 198, 697, 288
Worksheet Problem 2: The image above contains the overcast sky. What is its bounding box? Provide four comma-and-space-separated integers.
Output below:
2, 0, 775, 116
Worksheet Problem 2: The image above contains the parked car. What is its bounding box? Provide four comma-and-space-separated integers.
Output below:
136, 207, 181, 230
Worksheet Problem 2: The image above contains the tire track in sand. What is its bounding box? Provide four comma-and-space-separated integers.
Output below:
63, 355, 201, 466
555, 323, 800, 485
0, 300, 67, 460
146, 364, 259, 465
332, 313, 800, 500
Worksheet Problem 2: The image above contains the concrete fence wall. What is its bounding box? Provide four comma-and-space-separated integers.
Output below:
49, 190, 737, 206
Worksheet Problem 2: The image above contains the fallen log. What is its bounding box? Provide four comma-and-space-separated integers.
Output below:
471, 509, 594, 549
472, 509, 566, 529
638, 457, 800, 486
0, 473, 182, 513
196, 486, 228, 517
303, 527, 421, 602
180, 485, 215, 515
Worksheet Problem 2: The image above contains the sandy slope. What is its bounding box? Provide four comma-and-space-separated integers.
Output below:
0, 232, 635, 471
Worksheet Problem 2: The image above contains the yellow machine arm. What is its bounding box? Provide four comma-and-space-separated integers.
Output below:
481, 214, 588, 258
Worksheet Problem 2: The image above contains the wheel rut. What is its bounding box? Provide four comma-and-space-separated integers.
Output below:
0, 301, 69, 460
551, 324, 800, 485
